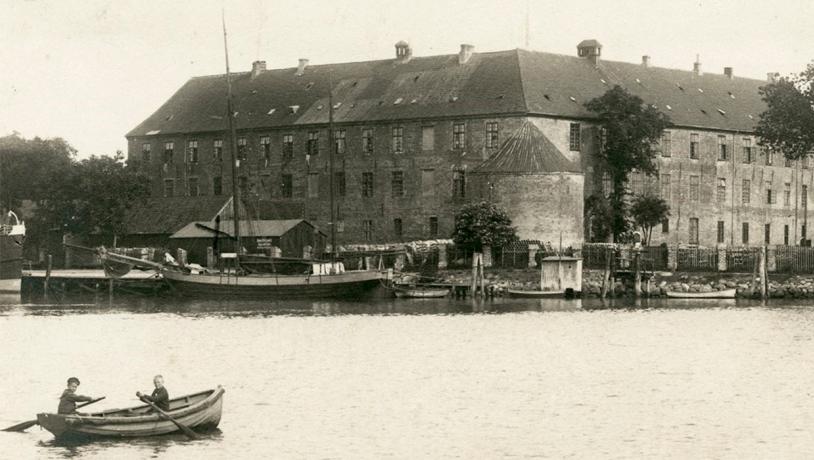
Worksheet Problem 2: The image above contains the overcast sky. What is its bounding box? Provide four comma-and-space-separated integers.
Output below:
1, 0, 812, 158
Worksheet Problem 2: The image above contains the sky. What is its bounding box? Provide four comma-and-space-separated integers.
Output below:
1, 0, 813, 159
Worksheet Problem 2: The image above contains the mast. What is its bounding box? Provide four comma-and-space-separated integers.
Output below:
222, 11, 241, 252
328, 73, 337, 261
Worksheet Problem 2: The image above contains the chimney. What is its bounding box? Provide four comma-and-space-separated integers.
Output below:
577, 39, 602, 65
641, 55, 650, 68
767, 72, 779, 83
693, 54, 702, 76
251, 60, 266, 78
458, 44, 475, 64
723, 67, 733, 79
296, 58, 309, 77
395, 40, 412, 63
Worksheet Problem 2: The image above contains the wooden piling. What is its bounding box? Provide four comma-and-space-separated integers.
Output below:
44, 254, 52, 298
758, 246, 767, 300
600, 246, 611, 298
634, 249, 642, 299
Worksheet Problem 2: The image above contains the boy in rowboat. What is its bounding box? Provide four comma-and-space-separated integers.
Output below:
136, 375, 170, 412
58, 377, 95, 414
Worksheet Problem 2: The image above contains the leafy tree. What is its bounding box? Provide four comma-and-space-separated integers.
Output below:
755, 64, 814, 160
630, 194, 670, 245
0, 133, 75, 207
452, 201, 517, 250
584, 85, 671, 241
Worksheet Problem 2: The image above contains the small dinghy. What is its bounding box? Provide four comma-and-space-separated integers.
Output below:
393, 285, 450, 298
37, 386, 224, 439
506, 289, 565, 298
665, 288, 736, 299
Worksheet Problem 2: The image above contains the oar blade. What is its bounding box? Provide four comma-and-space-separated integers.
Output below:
2, 419, 38, 432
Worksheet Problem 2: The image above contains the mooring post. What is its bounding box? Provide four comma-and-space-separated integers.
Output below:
44, 254, 52, 299
478, 254, 485, 298
758, 245, 767, 300
634, 248, 642, 299
471, 252, 480, 297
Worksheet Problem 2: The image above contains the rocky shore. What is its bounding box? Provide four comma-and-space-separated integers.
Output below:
435, 268, 814, 298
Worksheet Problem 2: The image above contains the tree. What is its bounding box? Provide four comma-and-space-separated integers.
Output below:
452, 201, 517, 250
755, 63, 814, 160
0, 133, 75, 207
630, 194, 670, 245
584, 85, 672, 241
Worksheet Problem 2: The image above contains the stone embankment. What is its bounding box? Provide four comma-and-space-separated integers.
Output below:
435, 268, 814, 298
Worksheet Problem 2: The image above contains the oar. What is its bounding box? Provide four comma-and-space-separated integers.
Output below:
2, 396, 106, 432
139, 397, 199, 440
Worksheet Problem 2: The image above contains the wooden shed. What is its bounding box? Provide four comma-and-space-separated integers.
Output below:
169, 219, 327, 265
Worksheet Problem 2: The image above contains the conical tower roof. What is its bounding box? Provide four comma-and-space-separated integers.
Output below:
473, 121, 580, 174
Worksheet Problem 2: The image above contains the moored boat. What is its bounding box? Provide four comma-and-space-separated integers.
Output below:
37, 386, 224, 439
506, 289, 565, 298
665, 288, 736, 299
393, 285, 450, 298
0, 210, 26, 293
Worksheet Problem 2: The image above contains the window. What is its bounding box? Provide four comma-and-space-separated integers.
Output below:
362, 128, 374, 154
742, 138, 753, 163
766, 181, 773, 204
187, 177, 199, 197
569, 123, 581, 151
661, 131, 672, 157
486, 122, 499, 149
187, 140, 198, 163
765, 224, 771, 244
163, 142, 174, 164
260, 136, 271, 164
660, 174, 671, 200
717, 178, 726, 203
393, 218, 403, 240
742, 222, 750, 245
392, 126, 404, 153
429, 216, 438, 237
163, 179, 174, 197
335, 171, 346, 197
334, 129, 346, 154
260, 174, 272, 199
717, 221, 725, 244
237, 137, 247, 160
717, 135, 727, 161
422, 170, 435, 197
307, 173, 319, 198
690, 133, 699, 159
785, 183, 791, 206
661, 218, 669, 233
689, 175, 700, 201
363, 219, 373, 242
742, 179, 751, 204
213, 176, 222, 196
142, 143, 151, 163
281, 174, 293, 198
213, 139, 223, 161
689, 218, 699, 245
630, 173, 644, 196
452, 170, 466, 198
785, 225, 790, 245
277, 135, 292, 161
238, 176, 248, 194
765, 147, 774, 166
453, 122, 466, 150
307, 131, 319, 156
392, 171, 404, 197
422, 126, 435, 151
362, 172, 374, 197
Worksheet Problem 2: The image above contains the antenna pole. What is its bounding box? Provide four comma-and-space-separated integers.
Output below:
222, 10, 241, 252
328, 73, 337, 261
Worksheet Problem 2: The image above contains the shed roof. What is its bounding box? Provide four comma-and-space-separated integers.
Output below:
128, 47, 768, 137
123, 196, 232, 235
170, 219, 317, 239
472, 121, 580, 174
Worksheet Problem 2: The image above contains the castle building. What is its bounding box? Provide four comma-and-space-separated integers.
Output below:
125, 39, 799, 248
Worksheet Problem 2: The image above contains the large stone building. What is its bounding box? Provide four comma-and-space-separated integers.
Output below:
126, 39, 801, 248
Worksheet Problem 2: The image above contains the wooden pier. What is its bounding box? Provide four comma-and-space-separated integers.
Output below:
21, 269, 165, 301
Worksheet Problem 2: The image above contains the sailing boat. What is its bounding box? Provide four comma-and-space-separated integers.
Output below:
151, 15, 383, 299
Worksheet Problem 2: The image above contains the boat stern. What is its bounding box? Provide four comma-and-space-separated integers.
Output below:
36, 413, 71, 438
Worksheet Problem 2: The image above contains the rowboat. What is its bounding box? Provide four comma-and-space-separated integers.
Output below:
37, 386, 224, 439
665, 288, 736, 299
507, 289, 565, 298
393, 285, 449, 298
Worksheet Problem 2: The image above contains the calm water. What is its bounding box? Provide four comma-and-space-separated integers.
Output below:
1, 294, 814, 459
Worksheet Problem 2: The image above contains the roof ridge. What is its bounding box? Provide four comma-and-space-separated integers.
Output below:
514, 49, 530, 114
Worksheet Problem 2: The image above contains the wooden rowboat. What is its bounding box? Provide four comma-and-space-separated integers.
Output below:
37, 386, 224, 439
507, 289, 565, 298
394, 285, 450, 298
665, 288, 736, 299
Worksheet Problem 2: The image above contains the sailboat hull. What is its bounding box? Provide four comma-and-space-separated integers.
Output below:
162, 269, 384, 299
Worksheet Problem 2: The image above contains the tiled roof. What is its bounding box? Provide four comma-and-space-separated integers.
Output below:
123, 196, 232, 234
127, 48, 768, 137
472, 121, 580, 174
170, 219, 310, 239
